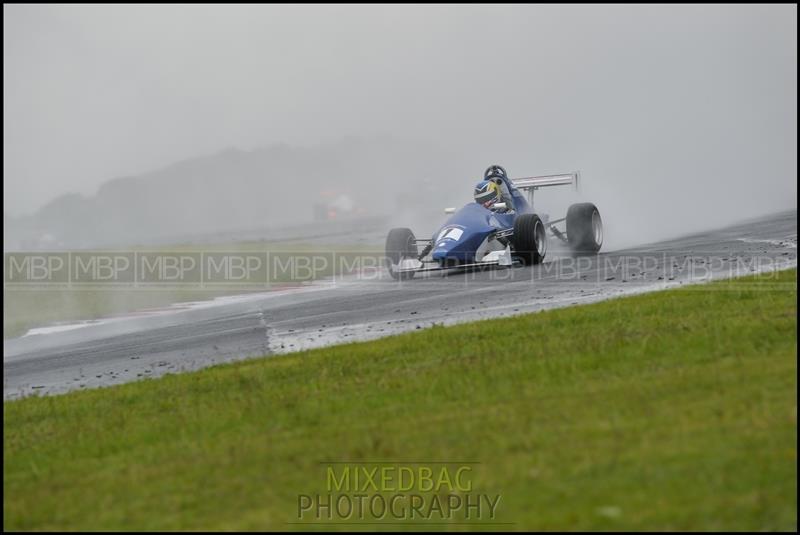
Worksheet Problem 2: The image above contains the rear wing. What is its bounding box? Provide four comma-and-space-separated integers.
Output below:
510, 172, 579, 192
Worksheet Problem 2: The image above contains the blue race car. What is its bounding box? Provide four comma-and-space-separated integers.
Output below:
385, 165, 603, 279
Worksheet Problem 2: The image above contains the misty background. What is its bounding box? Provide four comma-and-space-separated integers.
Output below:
3, 4, 797, 251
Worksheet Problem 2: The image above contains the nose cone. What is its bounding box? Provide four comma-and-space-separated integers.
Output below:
431, 228, 491, 263
431, 237, 465, 262
429, 203, 507, 264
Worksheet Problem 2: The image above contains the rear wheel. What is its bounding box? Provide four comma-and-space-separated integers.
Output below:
566, 203, 603, 253
385, 227, 418, 280
512, 213, 547, 265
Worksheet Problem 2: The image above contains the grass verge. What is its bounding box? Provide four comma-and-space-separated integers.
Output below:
3, 270, 797, 531
4, 243, 379, 339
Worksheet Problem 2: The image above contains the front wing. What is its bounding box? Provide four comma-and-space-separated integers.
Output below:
392, 246, 514, 275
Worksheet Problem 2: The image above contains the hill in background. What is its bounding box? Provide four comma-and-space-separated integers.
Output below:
4, 137, 459, 249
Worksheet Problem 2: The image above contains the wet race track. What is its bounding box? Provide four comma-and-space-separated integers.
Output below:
4, 210, 796, 400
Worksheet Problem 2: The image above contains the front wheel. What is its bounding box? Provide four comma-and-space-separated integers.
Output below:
566, 203, 603, 253
512, 213, 547, 265
385, 227, 418, 280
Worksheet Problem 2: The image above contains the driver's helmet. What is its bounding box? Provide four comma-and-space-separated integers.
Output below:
474, 179, 500, 209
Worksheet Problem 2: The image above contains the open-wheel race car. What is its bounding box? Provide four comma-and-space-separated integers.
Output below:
385, 165, 603, 280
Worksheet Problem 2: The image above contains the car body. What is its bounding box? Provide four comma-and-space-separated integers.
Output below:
385, 166, 603, 279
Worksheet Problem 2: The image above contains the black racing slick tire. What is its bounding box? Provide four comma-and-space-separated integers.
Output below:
512, 213, 547, 265
566, 203, 603, 253
385, 227, 418, 280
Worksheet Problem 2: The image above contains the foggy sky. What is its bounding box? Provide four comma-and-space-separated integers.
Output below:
3, 4, 797, 225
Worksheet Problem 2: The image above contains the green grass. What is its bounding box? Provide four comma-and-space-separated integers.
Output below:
3, 270, 797, 531
3, 287, 262, 339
